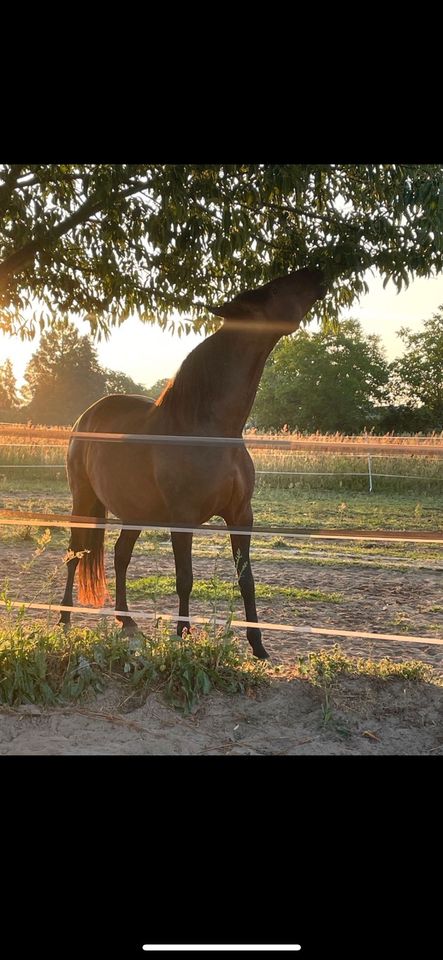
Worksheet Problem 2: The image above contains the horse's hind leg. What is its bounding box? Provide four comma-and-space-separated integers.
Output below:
114, 528, 141, 633
171, 532, 193, 636
59, 538, 81, 627
58, 488, 106, 628
224, 506, 269, 660
59, 517, 94, 627
59, 455, 106, 628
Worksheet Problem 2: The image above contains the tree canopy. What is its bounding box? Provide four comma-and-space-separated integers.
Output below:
251, 320, 390, 432
1, 164, 442, 340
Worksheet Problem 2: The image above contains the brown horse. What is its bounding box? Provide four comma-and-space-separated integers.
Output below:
59, 267, 326, 658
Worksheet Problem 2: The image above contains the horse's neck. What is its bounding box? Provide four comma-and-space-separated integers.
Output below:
183, 327, 279, 435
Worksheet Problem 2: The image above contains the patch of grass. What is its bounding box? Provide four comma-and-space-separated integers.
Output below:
252, 489, 443, 531
131, 531, 442, 566
295, 646, 437, 685
253, 447, 443, 496
17, 525, 34, 542
2, 479, 442, 532
0, 618, 268, 714
125, 575, 342, 604
0, 526, 65, 548
252, 537, 443, 564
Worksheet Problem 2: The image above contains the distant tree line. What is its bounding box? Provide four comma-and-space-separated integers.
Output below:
0, 318, 167, 426
0, 309, 442, 432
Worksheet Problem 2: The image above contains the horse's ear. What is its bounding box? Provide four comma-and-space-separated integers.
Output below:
207, 298, 252, 320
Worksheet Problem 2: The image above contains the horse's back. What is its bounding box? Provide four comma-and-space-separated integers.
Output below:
68, 393, 157, 483
72, 394, 157, 435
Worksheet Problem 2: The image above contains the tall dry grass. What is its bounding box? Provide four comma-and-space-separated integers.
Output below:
245, 428, 443, 446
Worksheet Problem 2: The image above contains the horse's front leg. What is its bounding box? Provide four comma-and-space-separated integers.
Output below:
171, 532, 193, 636
225, 507, 269, 660
114, 528, 141, 633
58, 524, 84, 627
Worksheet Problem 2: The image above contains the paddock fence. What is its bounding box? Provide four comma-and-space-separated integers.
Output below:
1, 427, 442, 493
0, 428, 442, 649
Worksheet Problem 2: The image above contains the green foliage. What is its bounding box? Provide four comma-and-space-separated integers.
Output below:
389, 306, 443, 426
374, 404, 435, 433
0, 619, 268, 713
251, 319, 390, 431
1, 164, 443, 338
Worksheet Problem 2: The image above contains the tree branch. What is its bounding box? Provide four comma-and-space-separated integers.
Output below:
0, 179, 150, 292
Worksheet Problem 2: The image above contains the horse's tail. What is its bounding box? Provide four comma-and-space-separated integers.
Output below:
76, 498, 108, 608
76, 517, 107, 607
66, 408, 110, 609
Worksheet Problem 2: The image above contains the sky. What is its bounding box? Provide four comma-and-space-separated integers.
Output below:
1, 269, 443, 391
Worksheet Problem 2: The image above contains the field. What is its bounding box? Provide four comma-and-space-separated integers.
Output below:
0, 425, 442, 754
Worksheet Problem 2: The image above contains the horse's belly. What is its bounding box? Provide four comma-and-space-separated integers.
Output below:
81, 438, 250, 526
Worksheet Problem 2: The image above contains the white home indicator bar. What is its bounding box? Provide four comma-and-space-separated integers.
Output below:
142, 948, 301, 953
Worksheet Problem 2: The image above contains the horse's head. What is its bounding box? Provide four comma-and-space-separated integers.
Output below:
208, 267, 326, 334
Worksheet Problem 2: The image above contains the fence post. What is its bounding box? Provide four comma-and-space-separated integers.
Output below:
367, 455, 373, 493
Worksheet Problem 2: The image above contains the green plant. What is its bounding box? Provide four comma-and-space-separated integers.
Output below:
0, 617, 269, 714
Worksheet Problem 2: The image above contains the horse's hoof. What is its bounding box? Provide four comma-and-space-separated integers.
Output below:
117, 618, 141, 636
253, 644, 270, 660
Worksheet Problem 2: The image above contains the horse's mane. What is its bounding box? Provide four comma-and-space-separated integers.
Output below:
154, 331, 224, 429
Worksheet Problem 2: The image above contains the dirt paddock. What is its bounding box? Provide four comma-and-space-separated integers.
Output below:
1, 540, 442, 755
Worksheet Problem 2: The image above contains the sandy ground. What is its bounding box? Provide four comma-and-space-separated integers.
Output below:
1, 539, 442, 755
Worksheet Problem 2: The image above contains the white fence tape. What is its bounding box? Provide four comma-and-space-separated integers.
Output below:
0, 512, 442, 542
1, 464, 440, 482
0, 599, 442, 646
